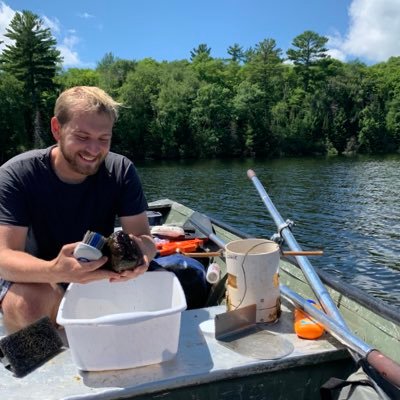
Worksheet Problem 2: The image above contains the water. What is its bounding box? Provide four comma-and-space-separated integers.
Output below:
136, 155, 400, 309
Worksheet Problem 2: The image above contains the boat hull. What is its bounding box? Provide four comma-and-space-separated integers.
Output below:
0, 199, 398, 400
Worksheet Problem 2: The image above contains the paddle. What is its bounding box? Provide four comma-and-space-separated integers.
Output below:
246, 169, 400, 390
246, 169, 348, 328
189, 211, 227, 250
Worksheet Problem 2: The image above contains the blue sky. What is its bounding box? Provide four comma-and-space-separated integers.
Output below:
1, 0, 400, 68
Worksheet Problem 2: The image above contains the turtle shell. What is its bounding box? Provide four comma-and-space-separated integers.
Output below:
103, 231, 144, 272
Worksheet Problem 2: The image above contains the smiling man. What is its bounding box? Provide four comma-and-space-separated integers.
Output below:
0, 86, 156, 333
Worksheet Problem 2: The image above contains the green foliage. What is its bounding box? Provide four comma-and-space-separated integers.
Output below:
227, 43, 245, 63
0, 10, 61, 149
190, 43, 212, 61
286, 31, 329, 91
0, 72, 25, 163
1, 22, 399, 162
115, 58, 162, 159
386, 87, 400, 147
96, 52, 136, 97
286, 30, 328, 66
154, 61, 199, 158
190, 83, 234, 157
56, 68, 100, 90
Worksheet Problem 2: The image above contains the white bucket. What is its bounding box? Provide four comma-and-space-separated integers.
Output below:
225, 239, 281, 323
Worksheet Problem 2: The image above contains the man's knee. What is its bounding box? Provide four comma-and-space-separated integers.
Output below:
2, 283, 63, 331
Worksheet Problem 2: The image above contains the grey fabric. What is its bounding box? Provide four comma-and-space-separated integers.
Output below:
337, 370, 390, 399
325, 368, 392, 400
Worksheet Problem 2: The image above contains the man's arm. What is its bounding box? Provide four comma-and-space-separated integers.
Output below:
0, 224, 122, 284
0, 225, 50, 282
120, 212, 157, 262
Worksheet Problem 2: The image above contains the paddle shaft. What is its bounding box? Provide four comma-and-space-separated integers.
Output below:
247, 169, 348, 330
281, 285, 400, 388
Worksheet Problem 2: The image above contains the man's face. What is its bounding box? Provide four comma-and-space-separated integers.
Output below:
55, 111, 113, 178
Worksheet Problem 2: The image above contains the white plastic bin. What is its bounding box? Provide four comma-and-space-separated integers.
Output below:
56, 271, 187, 371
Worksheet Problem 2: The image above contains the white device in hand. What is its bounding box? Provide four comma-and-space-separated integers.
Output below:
73, 231, 106, 262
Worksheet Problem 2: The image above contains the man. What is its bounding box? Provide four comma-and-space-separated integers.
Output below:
0, 86, 156, 333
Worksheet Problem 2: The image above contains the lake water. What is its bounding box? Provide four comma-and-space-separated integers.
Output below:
136, 154, 400, 308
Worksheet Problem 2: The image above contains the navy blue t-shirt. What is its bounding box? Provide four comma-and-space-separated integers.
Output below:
0, 147, 148, 261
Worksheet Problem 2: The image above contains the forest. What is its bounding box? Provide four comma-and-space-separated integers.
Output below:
1, 10, 400, 164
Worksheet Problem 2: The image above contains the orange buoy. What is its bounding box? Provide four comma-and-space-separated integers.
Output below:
294, 299, 325, 339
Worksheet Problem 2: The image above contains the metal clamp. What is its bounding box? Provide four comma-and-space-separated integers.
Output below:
271, 219, 294, 245
278, 219, 294, 236
270, 233, 284, 245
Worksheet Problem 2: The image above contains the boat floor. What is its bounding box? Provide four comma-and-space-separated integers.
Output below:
0, 300, 351, 400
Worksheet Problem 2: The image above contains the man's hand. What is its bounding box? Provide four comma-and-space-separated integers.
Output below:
108, 234, 152, 282
50, 242, 123, 284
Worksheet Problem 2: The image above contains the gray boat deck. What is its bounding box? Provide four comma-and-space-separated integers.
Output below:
0, 301, 349, 400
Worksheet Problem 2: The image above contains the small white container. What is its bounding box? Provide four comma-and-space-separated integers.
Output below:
56, 271, 187, 371
206, 262, 221, 284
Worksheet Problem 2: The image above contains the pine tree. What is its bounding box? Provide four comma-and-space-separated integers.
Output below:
0, 10, 62, 148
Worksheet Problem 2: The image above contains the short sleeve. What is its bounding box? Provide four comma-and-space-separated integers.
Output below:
117, 162, 148, 217
0, 168, 30, 226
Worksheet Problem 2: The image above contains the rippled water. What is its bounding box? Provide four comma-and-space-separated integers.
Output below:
136, 155, 400, 308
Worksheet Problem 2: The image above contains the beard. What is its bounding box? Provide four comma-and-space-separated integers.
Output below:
58, 139, 106, 177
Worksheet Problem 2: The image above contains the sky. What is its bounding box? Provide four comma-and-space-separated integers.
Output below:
1, 0, 400, 69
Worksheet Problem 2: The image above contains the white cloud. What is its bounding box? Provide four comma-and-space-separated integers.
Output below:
58, 35, 80, 66
0, 1, 16, 51
58, 34, 94, 68
63, 34, 79, 49
326, 48, 346, 62
58, 43, 80, 66
78, 12, 95, 19
328, 0, 400, 63
42, 15, 60, 35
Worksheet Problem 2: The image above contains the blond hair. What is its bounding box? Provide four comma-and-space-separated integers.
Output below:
54, 86, 122, 125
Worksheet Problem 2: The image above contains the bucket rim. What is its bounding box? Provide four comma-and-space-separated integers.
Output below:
225, 238, 279, 255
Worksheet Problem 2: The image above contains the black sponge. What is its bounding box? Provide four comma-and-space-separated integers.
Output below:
0, 316, 63, 377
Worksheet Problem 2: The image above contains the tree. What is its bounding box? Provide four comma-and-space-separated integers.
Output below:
323, 62, 367, 154
240, 39, 283, 156
190, 83, 234, 157
286, 30, 328, 66
244, 38, 283, 96
0, 10, 62, 148
386, 87, 400, 150
0, 72, 25, 162
117, 58, 161, 159
154, 61, 199, 158
227, 43, 245, 63
96, 52, 136, 97
190, 43, 211, 61
56, 68, 100, 90
358, 102, 387, 153
286, 31, 329, 90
